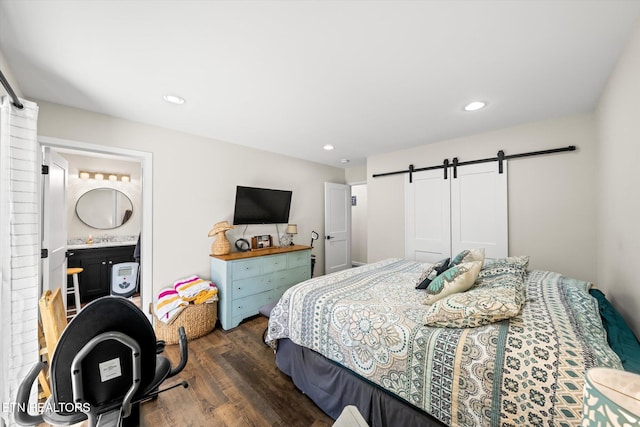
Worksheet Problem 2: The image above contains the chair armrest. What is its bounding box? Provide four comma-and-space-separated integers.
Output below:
14, 362, 45, 426
168, 327, 188, 378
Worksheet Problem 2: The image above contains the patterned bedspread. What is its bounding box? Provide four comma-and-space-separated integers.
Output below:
266, 258, 623, 427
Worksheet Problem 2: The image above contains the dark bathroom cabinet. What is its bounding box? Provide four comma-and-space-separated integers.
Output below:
67, 245, 136, 305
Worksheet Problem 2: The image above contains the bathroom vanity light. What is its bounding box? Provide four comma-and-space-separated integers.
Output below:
79, 171, 131, 182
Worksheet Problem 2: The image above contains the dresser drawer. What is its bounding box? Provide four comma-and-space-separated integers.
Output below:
232, 291, 273, 319
232, 259, 262, 280
268, 266, 309, 290
288, 265, 310, 284
287, 251, 309, 268
263, 254, 287, 273
232, 276, 267, 300
274, 286, 288, 301
267, 270, 291, 290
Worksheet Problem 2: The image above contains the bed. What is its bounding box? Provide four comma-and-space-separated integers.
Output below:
266, 256, 639, 427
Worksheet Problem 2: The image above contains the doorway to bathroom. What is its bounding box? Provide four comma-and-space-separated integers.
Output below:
39, 136, 153, 320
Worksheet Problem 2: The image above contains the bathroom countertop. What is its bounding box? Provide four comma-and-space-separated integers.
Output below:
67, 241, 137, 250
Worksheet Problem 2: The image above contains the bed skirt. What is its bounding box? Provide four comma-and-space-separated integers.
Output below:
275, 338, 445, 427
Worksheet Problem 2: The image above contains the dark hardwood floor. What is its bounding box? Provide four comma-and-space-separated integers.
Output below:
140, 315, 334, 427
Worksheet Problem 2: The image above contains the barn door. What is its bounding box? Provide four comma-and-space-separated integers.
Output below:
450, 161, 508, 260
405, 161, 508, 262
405, 169, 450, 263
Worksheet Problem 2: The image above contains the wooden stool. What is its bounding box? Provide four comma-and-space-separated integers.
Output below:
66, 267, 83, 318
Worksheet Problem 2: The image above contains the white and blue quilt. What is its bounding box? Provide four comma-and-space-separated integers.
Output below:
266, 258, 622, 427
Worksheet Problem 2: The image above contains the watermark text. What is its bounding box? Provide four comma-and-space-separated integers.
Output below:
2, 401, 91, 414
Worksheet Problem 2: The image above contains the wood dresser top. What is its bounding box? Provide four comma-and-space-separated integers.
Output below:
210, 245, 312, 261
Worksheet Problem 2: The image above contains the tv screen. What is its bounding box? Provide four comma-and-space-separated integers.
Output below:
232, 186, 292, 225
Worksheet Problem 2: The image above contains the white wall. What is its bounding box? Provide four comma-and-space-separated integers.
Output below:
35, 101, 345, 296
0, 48, 22, 99
596, 18, 640, 335
350, 184, 368, 265
346, 165, 368, 266
367, 113, 598, 282
345, 165, 367, 183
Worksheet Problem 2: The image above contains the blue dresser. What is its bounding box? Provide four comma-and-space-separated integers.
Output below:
210, 245, 311, 330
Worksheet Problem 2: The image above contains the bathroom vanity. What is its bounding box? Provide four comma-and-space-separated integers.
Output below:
66, 243, 136, 304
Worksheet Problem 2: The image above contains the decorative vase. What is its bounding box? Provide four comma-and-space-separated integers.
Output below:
208, 220, 235, 256
211, 231, 231, 255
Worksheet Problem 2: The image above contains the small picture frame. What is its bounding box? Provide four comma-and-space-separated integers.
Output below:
251, 235, 273, 250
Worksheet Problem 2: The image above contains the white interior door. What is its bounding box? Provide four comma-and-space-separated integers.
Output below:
324, 182, 351, 274
42, 147, 68, 303
405, 170, 451, 262
450, 161, 508, 260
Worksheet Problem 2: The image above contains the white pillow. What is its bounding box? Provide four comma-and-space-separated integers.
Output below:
422, 260, 482, 305
450, 248, 485, 268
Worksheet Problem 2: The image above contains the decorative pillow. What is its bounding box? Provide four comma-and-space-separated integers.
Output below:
421, 261, 482, 305
423, 262, 526, 328
476, 256, 529, 284
480, 255, 529, 271
449, 248, 485, 268
415, 258, 450, 289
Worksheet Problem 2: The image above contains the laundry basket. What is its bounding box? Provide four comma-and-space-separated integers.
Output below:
154, 300, 217, 344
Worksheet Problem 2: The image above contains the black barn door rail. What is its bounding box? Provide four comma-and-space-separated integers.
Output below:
0, 68, 24, 109
372, 145, 577, 183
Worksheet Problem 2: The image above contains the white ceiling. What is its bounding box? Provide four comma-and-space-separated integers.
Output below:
1, 1, 639, 168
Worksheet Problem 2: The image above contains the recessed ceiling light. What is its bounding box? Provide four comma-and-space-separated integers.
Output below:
163, 94, 185, 105
340, 159, 350, 164
464, 101, 486, 112
323, 144, 334, 151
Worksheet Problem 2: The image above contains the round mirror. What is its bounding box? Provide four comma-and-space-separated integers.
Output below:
76, 188, 133, 230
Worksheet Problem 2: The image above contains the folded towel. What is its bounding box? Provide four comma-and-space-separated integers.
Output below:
155, 288, 188, 324
174, 275, 218, 303
194, 287, 218, 305
174, 275, 208, 299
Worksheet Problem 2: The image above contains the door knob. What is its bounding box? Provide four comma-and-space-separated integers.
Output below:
326, 235, 333, 240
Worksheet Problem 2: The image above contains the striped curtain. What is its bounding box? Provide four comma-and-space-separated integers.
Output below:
0, 96, 39, 427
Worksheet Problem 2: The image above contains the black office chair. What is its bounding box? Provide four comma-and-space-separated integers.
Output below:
14, 296, 188, 427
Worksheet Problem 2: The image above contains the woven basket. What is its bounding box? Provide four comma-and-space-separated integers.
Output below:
154, 301, 217, 344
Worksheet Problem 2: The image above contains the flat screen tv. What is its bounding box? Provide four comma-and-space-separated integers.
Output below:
232, 186, 292, 225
